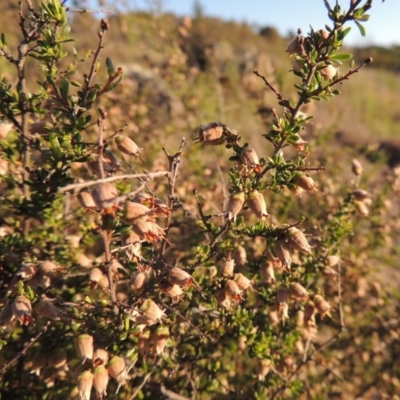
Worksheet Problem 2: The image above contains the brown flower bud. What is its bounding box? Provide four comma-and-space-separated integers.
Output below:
12, 295, 33, 325
233, 245, 247, 269
223, 279, 243, 301
168, 267, 193, 287
351, 189, 369, 201
93, 349, 109, 366
115, 135, 143, 161
103, 150, 121, 170
107, 356, 126, 382
303, 302, 316, 330
86, 153, 114, 176
233, 273, 253, 291
247, 190, 269, 219
75, 334, 94, 362
194, 122, 226, 145
138, 329, 151, 355
225, 191, 245, 221
351, 159, 363, 176
91, 183, 119, 212
77, 370, 94, 400
78, 191, 97, 209
289, 282, 309, 302
313, 294, 332, 318
93, 365, 109, 399
286, 227, 312, 254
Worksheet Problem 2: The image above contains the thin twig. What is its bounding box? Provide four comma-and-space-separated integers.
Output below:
130, 371, 152, 399
0, 321, 51, 374
58, 171, 170, 193
65, 7, 113, 14
337, 258, 346, 331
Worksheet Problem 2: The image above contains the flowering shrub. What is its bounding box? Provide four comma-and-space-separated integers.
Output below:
0, 1, 398, 399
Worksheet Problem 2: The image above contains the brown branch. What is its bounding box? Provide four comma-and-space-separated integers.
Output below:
0, 321, 51, 374
58, 171, 170, 193
130, 371, 152, 399
65, 7, 113, 14
159, 138, 185, 258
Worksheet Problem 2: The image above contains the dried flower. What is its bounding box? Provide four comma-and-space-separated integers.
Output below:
257, 359, 271, 381
354, 200, 369, 217
286, 36, 303, 55
352, 159, 363, 175
48, 349, 67, 369
28, 352, 47, 375
159, 282, 184, 303
286, 227, 312, 254
274, 240, 291, 271
115, 135, 143, 161
326, 255, 340, 267
194, 122, 226, 145
225, 192, 245, 221
122, 201, 154, 224
93, 349, 109, 366
352, 189, 369, 201
75, 334, 94, 362
35, 296, 64, 320
103, 150, 121, 171
303, 302, 316, 330
77, 370, 93, 400
247, 190, 269, 219
240, 147, 261, 171
129, 270, 148, 294
153, 325, 170, 356
121, 230, 142, 261
131, 218, 165, 243
260, 262, 276, 285
38, 260, 59, 276
233, 273, 253, 291
223, 280, 243, 301
289, 282, 309, 302
140, 299, 165, 324
233, 245, 247, 269
138, 329, 151, 355
314, 294, 332, 318
91, 183, 119, 212
107, 356, 126, 382
294, 173, 318, 192
78, 191, 97, 209
215, 289, 232, 309
12, 295, 33, 325
321, 64, 338, 80
220, 255, 235, 277
93, 366, 109, 399
323, 266, 338, 280
16, 263, 37, 281
87, 153, 114, 176
168, 267, 193, 287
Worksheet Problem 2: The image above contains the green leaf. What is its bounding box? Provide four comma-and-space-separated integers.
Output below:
0, 33, 6, 47
323, 0, 331, 12
355, 21, 366, 37
357, 13, 370, 22
329, 53, 353, 61
106, 57, 115, 77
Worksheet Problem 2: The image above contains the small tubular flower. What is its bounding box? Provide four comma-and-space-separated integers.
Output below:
247, 190, 269, 219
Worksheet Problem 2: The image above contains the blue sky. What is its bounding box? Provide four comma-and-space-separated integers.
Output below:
128, 0, 400, 47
